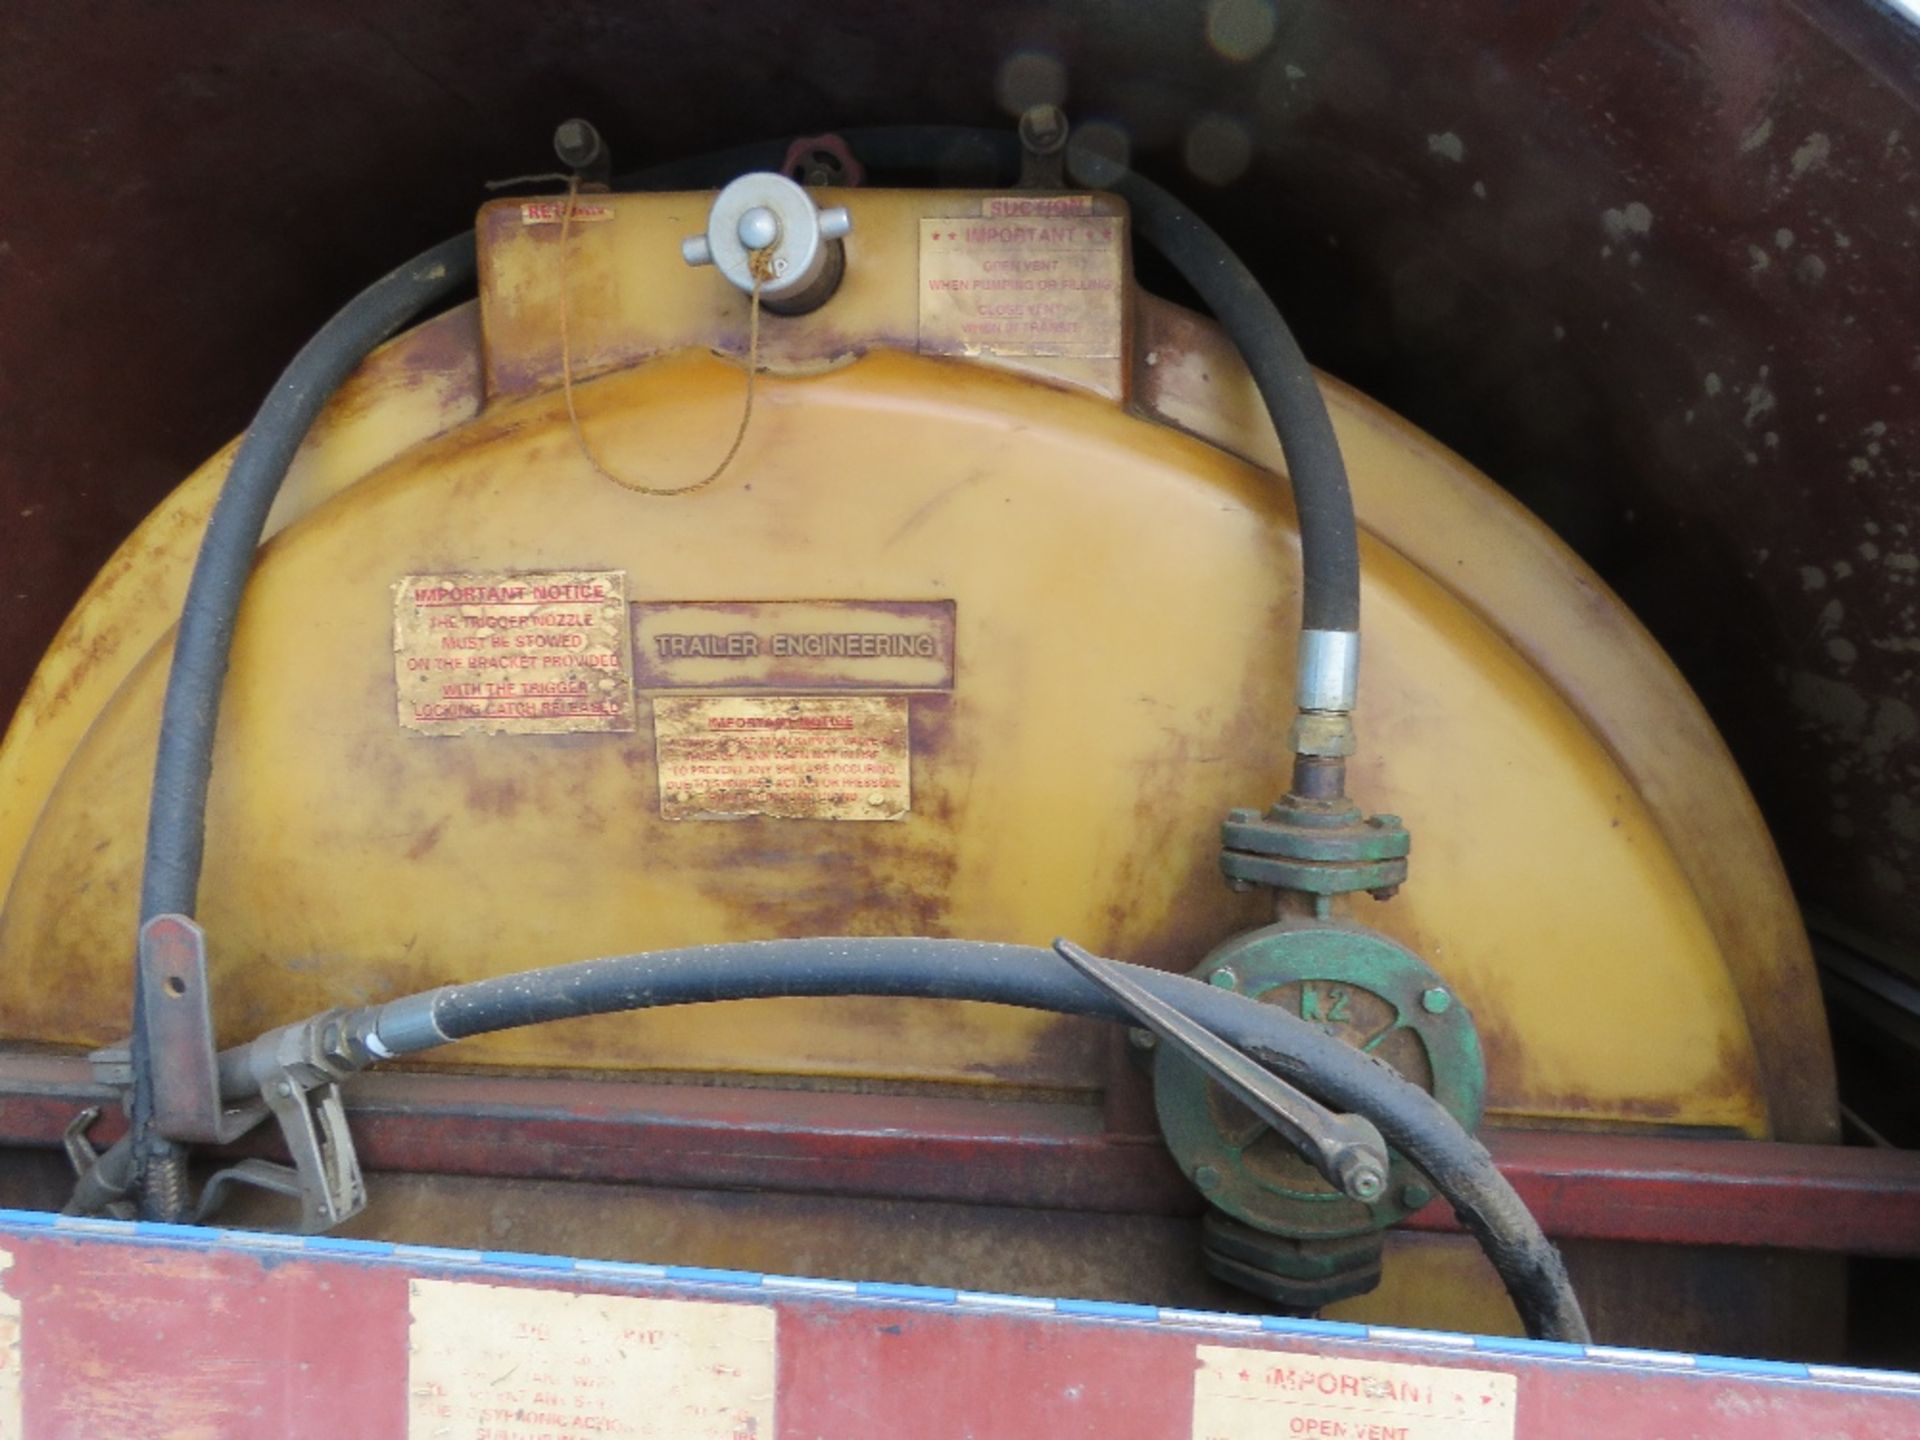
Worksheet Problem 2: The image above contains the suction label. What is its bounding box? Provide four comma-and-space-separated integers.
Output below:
653, 694, 910, 821
1193, 1346, 1517, 1440
406, 1278, 775, 1440
919, 205, 1123, 359
393, 570, 636, 736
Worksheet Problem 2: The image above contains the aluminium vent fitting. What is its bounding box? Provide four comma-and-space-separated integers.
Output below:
682, 171, 852, 315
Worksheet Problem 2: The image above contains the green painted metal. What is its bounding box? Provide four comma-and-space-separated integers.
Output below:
1154, 919, 1485, 1241
1219, 805, 1411, 897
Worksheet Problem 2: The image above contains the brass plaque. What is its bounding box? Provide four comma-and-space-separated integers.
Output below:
634, 599, 955, 692
653, 695, 910, 821
919, 207, 1124, 359
393, 570, 635, 735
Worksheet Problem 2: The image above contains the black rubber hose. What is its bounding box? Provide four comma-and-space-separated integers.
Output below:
1094, 167, 1360, 635
138, 232, 478, 923
133, 124, 1353, 941
497, 123, 1359, 635
128, 234, 478, 1213
324, 938, 1585, 1342
665, 126, 1362, 633
132, 129, 991, 930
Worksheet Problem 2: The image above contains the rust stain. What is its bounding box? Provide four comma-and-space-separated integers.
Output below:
19, 491, 212, 732
1477, 1003, 1763, 1131
403, 817, 447, 860
463, 770, 526, 820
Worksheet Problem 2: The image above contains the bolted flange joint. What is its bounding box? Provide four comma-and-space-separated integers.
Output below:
1220, 797, 1410, 900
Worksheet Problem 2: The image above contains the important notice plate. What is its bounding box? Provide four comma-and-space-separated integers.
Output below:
393, 570, 636, 735
919, 201, 1124, 359
653, 695, 910, 821
1192, 1346, 1517, 1440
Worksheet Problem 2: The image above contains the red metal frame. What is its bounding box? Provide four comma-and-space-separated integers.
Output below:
2, 1053, 1916, 1256
0, 1210, 1914, 1438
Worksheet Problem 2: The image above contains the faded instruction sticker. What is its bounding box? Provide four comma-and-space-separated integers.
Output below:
0, 1251, 19, 1440
407, 1278, 775, 1440
634, 599, 955, 692
653, 695, 910, 820
1193, 1345, 1517, 1440
394, 571, 635, 736
919, 204, 1124, 358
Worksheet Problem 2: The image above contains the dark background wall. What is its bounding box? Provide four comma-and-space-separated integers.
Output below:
2, 1, 1917, 949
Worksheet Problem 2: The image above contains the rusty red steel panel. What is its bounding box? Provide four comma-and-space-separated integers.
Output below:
1, 1055, 1918, 1255
0, 1211, 1911, 1439
1400, 1128, 1920, 1256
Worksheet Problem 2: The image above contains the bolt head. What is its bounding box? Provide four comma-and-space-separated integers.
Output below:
1401, 1181, 1435, 1209
1126, 1026, 1157, 1051
274, 1080, 294, 1098
1209, 967, 1239, 992
321, 1021, 350, 1060
1421, 987, 1452, 1015
552, 118, 603, 169
1019, 104, 1069, 154
1193, 1164, 1222, 1192
1347, 1166, 1386, 1203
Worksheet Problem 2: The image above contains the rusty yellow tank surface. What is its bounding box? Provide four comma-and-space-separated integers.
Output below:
0, 184, 1836, 1339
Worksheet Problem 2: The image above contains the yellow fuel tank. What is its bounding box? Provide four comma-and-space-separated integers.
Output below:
0, 185, 1835, 1341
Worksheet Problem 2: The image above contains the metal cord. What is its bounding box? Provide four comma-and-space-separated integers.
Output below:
556, 173, 769, 496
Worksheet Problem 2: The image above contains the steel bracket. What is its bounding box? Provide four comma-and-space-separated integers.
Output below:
136, 914, 267, 1145
126, 914, 366, 1233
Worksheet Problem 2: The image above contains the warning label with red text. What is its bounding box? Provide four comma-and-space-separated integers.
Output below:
520, 199, 613, 225
393, 570, 635, 736
653, 695, 909, 821
919, 206, 1124, 359
1193, 1346, 1516, 1440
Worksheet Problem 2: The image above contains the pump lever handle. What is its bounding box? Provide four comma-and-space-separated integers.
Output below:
1052, 938, 1390, 1204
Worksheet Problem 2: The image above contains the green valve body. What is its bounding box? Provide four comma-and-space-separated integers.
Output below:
1153, 919, 1485, 1306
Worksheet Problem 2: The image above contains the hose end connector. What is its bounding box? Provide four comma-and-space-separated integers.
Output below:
1295, 629, 1359, 714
